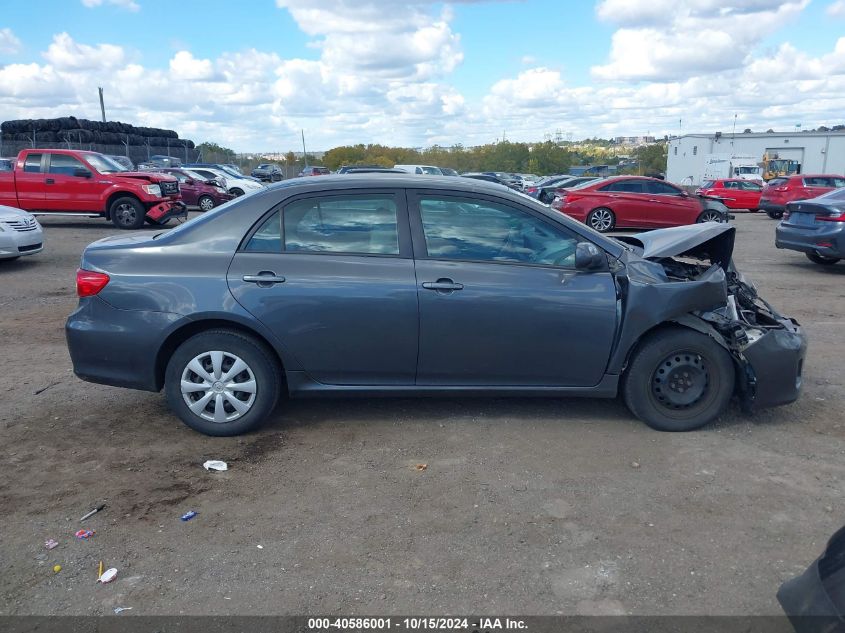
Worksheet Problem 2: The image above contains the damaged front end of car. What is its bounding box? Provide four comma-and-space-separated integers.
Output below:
612, 223, 807, 412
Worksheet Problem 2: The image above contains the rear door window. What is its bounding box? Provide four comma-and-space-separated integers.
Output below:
647, 181, 683, 195
283, 194, 400, 255
803, 176, 845, 188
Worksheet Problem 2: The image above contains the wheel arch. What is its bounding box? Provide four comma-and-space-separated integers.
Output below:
105, 191, 142, 219
154, 318, 288, 392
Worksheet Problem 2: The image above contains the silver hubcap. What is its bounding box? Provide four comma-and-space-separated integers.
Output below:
199, 198, 214, 211
700, 211, 720, 223
180, 351, 257, 423
116, 203, 136, 224
590, 209, 613, 231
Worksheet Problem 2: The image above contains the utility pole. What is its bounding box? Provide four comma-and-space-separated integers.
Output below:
301, 130, 308, 168
98, 87, 106, 122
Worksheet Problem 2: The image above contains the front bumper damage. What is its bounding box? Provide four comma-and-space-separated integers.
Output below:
145, 200, 187, 223
615, 223, 807, 413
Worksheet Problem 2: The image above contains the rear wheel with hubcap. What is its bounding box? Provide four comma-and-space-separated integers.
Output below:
164, 330, 281, 436
623, 328, 735, 432
767, 210, 783, 219
587, 207, 615, 232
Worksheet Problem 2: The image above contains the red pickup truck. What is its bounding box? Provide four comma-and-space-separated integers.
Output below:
0, 149, 186, 229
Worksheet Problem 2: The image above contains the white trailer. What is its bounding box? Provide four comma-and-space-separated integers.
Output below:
702, 154, 762, 182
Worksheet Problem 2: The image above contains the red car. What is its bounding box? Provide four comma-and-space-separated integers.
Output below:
759, 174, 845, 219
695, 179, 762, 211
553, 176, 725, 232
158, 168, 233, 211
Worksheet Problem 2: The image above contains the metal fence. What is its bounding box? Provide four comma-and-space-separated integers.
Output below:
0, 140, 201, 166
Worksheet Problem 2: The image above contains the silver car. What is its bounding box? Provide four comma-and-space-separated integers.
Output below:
0, 205, 43, 260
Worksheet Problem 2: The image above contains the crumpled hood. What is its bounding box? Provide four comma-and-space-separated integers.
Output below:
616, 223, 736, 270
112, 171, 177, 184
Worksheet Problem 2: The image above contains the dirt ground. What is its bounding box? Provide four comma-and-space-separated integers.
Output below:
0, 212, 843, 617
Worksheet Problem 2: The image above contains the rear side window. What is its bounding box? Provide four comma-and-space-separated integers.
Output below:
284, 195, 400, 255
244, 211, 281, 252
739, 181, 762, 191
600, 180, 645, 193
24, 154, 42, 173
804, 176, 845, 187
767, 178, 788, 187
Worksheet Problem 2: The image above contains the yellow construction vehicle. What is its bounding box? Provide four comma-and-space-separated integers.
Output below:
762, 152, 801, 181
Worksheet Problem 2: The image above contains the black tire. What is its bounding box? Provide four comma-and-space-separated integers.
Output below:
2, 256, 20, 261
622, 327, 735, 432
230, 188, 245, 197
767, 210, 783, 219
110, 196, 146, 229
198, 195, 215, 212
586, 207, 615, 232
164, 330, 282, 436
806, 252, 840, 265
696, 210, 723, 223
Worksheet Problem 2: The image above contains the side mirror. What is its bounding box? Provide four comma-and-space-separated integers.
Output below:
679, 190, 690, 197
74, 168, 92, 178
575, 242, 605, 270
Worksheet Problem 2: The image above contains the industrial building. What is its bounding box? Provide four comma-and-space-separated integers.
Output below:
666, 130, 845, 186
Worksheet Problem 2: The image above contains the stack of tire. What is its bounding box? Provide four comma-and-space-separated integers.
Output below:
0, 117, 195, 149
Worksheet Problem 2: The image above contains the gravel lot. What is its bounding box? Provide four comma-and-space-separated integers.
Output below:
0, 212, 843, 616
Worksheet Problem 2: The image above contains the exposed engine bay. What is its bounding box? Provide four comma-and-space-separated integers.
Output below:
613, 223, 806, 411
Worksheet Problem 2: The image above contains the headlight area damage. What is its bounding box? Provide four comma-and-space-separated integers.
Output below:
613, 223, 807, 412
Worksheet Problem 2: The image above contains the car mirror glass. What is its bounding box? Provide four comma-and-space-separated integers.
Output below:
575, 242, 604, 270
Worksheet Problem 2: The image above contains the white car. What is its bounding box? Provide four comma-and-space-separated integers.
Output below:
187, 167, 264, 197
0, 205, 43, 260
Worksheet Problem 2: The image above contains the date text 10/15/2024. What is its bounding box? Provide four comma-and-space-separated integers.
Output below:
307, 618, 528, 630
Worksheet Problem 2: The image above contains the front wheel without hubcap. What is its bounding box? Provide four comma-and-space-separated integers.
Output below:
587, 207, 615, 232
622, 328, 735, 431
164, 330, 281, 436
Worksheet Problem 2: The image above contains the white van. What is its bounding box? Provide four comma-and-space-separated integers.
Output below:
393, 164, 443, 175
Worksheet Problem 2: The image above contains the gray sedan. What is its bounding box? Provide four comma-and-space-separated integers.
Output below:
776, 188, 845, 265
66, 175, 806, 436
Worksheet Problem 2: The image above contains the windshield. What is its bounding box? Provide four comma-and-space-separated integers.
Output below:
217, 166, 243, 179
737, 166, 760, 174
86, 153, 129, 173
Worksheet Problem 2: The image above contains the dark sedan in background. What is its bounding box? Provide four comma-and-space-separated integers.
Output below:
66, 175, 805, 437
776, 188, 845, 265
251, 163, 283, 182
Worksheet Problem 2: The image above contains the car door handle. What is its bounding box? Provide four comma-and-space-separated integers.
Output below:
243, 272, 286, 286
422, 279, 463, 291
647, 198, 661, 202
45, 178, 55, 184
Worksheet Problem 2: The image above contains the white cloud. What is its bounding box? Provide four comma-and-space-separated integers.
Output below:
81, 0, 140, 11
42, 33, 125, 71
0, 28, 22, 55
827, 0, 845, 16
169, 51, 220, 81
593, 0, 808, 81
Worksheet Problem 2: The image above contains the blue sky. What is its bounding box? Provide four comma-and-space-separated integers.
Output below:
2, 0, 845, 151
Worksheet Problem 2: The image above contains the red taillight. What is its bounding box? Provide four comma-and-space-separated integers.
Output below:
816, 213, 845, 222
76, 269, 110, 297
526, 187, 538, 194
